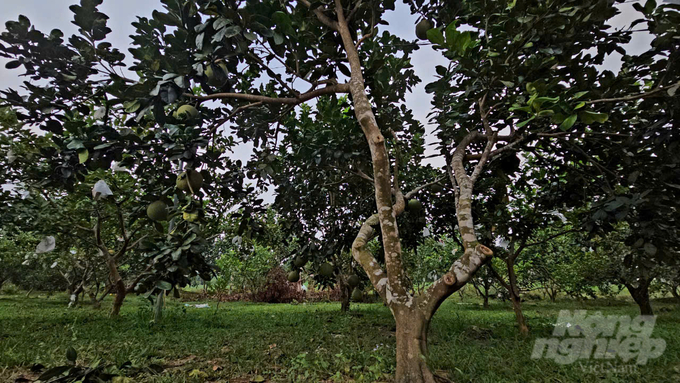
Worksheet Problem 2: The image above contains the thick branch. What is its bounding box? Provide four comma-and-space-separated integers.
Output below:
351, 214, 387, 301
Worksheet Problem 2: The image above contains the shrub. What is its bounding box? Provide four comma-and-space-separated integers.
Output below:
255, 267, 305, 303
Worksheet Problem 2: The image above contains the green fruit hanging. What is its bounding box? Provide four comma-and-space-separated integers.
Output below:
147, 200, 168, 221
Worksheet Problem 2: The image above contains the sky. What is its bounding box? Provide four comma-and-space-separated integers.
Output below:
0, 1, 656, 195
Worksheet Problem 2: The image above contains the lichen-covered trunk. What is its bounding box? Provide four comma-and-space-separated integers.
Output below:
394, 311, 435, 383
672, 285, 679, 302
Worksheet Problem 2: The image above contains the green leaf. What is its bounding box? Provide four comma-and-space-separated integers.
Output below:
571, 91, 589, 100
426, 28, 445, 46
516, 116, 535, 128
500, 80, 515, 88
223, 25, 241, 39
156, 281, 172, 290
445, 22, 458, 46
559, 114, 578, 131
66, 346, 77, 363
644, 0, 657, 14
67, 140, 85, 150
643, 242, 657, 256
78, 149, 89, 164
5, 60, 21, 69
243, 31, 257, 41
628, 171, 640, 184
213, 17, 230, 31
272, 11, 295, 36
579, 111, 608, 124
574, 101, 585, 110
273, 33, 284, 45
37, 366, 71, 381
182, 233, 197, 246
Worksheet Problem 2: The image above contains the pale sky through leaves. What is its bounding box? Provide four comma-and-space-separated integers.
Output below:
0, 1, 655, 198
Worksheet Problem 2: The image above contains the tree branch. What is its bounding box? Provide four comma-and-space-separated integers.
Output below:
587, 80, 680, 104
183, 83, 349, 104
299, 0, 338, 30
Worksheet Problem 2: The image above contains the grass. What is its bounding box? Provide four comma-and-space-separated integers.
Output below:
0, 291, 678, 382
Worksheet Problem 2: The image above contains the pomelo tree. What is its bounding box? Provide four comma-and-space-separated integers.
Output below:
0, 2, 250, 316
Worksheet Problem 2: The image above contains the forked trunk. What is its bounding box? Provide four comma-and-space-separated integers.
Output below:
394, 311, 435, 383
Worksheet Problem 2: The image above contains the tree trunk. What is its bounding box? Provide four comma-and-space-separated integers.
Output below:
394, 311, 436, 383
482, 275, 491, 309
507, 260, 529, 335
26, 288, 34, 298
626, 280, 654, 316
106, 258, 127, 317
110, 279, 126, 316
339, 277, 351, 312
68, 284, 84, 308
153, 292, 164, 322
88, 288, 101, 309
510, 293, 529, 335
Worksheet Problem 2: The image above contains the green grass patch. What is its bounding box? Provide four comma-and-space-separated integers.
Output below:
0, 293, 678, 382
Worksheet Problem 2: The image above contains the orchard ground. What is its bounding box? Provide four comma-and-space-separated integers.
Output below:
1, 290, 678, 383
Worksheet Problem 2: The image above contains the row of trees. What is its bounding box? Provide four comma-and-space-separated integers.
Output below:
1, 0, 678, 382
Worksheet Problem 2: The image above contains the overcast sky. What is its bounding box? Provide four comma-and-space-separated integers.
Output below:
0, 1, 654, 193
